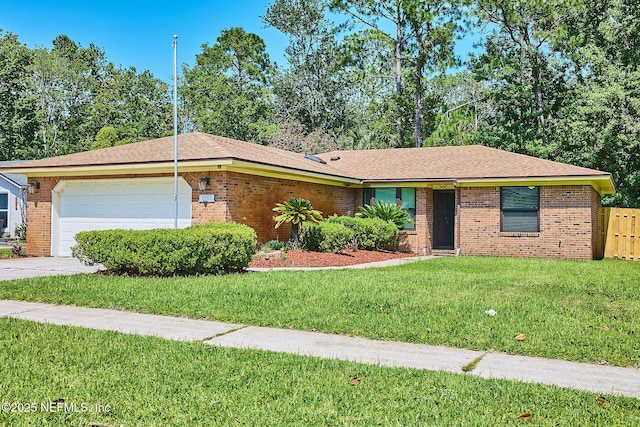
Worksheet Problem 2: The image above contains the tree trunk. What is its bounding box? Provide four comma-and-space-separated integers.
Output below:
531, 59, 547, 145
289, 222, 300, 245
414, 56, 425, 148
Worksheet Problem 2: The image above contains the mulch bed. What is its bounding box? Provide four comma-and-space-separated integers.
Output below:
249, 249, 415, 268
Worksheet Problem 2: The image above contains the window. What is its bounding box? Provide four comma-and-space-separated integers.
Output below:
0, 193, 8, 231
363, 187, 416, 230
501, 186, 539, 232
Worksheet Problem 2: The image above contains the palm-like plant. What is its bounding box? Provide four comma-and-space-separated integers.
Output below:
273, 197, 323, 243
356, 201, 413, 230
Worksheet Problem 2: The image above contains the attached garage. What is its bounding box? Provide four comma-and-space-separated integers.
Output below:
51, 177, 192, 256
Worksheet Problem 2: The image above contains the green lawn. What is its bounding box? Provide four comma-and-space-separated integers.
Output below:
1, 256, 639, 367
1, 319, 638, 426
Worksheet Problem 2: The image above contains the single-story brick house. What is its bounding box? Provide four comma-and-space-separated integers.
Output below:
1, 132, 614, 259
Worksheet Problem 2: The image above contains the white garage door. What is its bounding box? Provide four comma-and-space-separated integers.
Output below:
53, 177, 192, 256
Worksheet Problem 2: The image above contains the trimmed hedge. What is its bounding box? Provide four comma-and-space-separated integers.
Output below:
325, 215, 397, 250
72, 222, 257, 276
299, 221, 355, 254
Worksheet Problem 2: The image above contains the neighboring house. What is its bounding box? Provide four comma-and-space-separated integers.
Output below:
0, 133, 614, 260
0, 161, 28, 239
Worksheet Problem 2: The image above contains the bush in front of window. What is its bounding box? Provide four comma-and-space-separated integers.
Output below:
356, 201, 414, 230
72, 223, 257, 276
325, 215, 397, 250
299, 221, 355, 254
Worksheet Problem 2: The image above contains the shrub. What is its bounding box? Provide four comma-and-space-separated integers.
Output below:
15, 223, 26, 241
262, 240, 284, 251
11, 244, 24, 257
299, 222, 323, 252
356, 201, 414, 230
72, 222, 257, 276
325, 215, 398, 250
300, 221, 355, 254
272, 197, 323, 244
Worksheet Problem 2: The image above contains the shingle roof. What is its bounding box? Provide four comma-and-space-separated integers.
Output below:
5, 132, 352, 178
0, 161, 28, 187
2, 132, 611, 185
317, 145, 611, 181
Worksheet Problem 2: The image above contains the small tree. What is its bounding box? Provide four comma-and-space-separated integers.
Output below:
273, 197, 323, 244
356, 201, 413, 230
91, 126, 119, 150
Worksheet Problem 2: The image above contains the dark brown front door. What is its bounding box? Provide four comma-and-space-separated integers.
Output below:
433, 191, 455, 249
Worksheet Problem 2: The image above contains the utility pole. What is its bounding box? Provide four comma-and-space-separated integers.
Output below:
173, 35, 178, 229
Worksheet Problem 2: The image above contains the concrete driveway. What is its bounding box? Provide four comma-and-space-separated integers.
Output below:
0, 257, 102, 281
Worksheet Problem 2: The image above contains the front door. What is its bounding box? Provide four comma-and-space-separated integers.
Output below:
433, 191, 455, 249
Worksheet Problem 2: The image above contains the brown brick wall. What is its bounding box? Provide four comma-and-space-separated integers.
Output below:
26, 177, 56, 256
459, 185, 597, 260
188, 170, 360, 242
188, 172, 231, 226
223, 172, 358, 243
398, 187, 433, 254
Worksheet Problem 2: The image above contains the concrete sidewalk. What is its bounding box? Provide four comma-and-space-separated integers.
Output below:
1, 300, 639, 399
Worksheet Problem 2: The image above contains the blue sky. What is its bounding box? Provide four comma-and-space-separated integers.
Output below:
1, 1, 479, 83
1, 0, 289, 82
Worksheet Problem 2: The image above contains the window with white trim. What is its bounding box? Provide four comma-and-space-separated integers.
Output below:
501, 186, 539, 232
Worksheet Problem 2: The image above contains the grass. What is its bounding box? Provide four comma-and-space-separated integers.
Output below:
1, 318, 639, 426
462, 355, 485, 373
0, 256, 639, 367
0, 247, 25, 257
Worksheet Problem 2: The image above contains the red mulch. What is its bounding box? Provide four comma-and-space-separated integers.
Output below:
249, 249, 415, 268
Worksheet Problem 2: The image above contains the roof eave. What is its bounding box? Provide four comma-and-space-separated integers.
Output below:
225, 160, 361, 186
457, 175, 615, 195
1, 160, 616, 195
0, 173, 27, 189
1, 158, 361, 187
361, 175, 615, 195
0, 160, 233, 177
